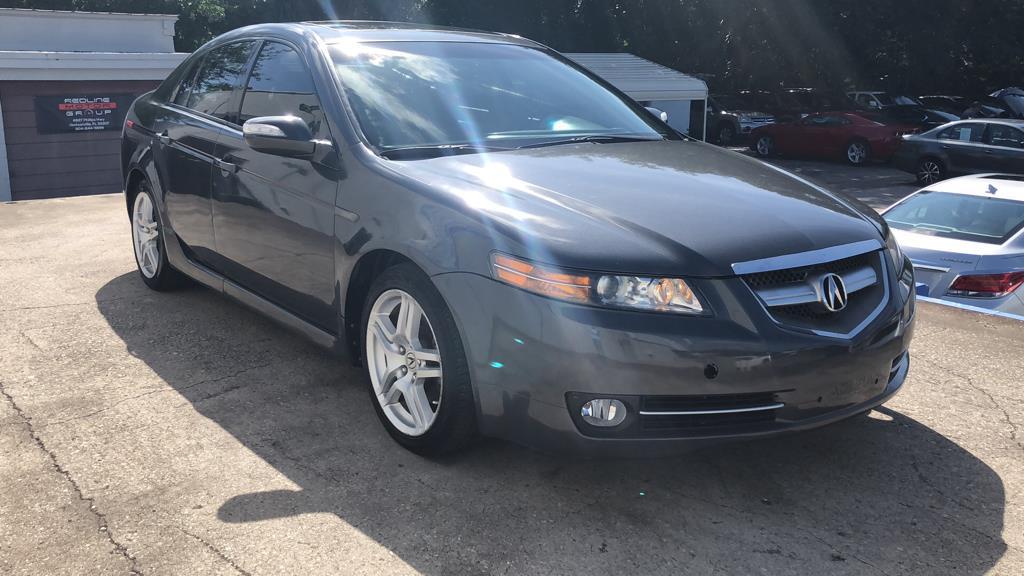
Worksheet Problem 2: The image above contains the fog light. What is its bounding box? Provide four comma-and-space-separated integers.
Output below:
580, 399, 627, 427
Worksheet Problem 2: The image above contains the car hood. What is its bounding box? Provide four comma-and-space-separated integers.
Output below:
386, 140, 884, 277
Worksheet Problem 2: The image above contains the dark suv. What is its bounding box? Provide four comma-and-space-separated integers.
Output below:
706, 94, 775, 146
122, 22, 916, 456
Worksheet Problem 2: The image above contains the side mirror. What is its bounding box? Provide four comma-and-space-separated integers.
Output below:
243, 116, 316, 158
645, 106, 669, 123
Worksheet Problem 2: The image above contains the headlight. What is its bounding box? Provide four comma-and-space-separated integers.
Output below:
885, 231, 904, 269
491, 254, 705, 314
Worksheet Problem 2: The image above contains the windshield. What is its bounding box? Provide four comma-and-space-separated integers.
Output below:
884, 191, 1024, 245
329, 41, 666, 153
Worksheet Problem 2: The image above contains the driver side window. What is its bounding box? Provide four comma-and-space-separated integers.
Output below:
240, 41, 329, 140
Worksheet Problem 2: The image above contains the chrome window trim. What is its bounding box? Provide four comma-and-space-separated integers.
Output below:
731, 239, 883, 275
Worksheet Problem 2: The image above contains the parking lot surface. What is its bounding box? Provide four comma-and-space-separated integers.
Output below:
734, 149, 920, 210
2, 192, 1022, 576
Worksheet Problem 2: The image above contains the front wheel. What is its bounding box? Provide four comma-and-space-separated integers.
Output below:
717, 124, 737, 146
754, 135, 776, 157
362, 264, 477, 456
131, 183, 184, 291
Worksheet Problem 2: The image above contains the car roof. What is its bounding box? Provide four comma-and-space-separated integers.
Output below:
213, 20, 542, 48
921, 174, 1024, 202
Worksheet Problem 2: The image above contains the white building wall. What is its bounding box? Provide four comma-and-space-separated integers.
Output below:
0, 9, 178, 53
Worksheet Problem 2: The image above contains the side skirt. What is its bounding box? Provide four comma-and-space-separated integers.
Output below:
162, 225, 341, 352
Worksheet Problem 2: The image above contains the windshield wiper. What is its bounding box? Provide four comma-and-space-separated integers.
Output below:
379, 143, 512, 160
516, 134, 663, 150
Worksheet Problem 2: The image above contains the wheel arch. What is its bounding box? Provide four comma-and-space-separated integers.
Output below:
124, 168, 148, 216
342, 249, 422, 362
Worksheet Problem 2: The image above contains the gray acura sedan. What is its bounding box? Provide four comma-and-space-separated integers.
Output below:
121, 22, 916, 456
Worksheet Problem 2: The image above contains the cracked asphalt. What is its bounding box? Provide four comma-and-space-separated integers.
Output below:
1, 191, 1022, 576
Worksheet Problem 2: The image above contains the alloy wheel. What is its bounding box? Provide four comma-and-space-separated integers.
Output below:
132, 192, 161, 279
847, 142, 868, 164
918, 160, 942, 184
366, 289, 444, 436
756, 136, 774, 156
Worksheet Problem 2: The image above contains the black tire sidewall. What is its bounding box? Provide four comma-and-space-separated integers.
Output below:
360, 263, 476, 455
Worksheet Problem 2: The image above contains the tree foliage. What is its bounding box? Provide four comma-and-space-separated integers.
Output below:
1, 0, 1020, 94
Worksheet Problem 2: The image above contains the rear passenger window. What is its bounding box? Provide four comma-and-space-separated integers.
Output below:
187, 41, 257, 122
938, 123, 984, 143
240, 41, 328, 139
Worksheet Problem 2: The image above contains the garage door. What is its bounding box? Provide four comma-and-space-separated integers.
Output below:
0, 80, 158, 200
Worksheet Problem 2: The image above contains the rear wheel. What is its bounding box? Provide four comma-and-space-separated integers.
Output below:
362, 264, 476, 456
131, 183, 184, 291
916, 158, 945, 185
755, 135, 776, 157
846, 140, 870, 165
716, 123, 737, 146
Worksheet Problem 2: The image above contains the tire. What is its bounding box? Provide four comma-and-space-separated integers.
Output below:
716, 123, 737, 146
130, 181, 185, 291
845, 139, 870, 166
916, 158, 945, 185
754, 135, 776, 157
361, 263, 477, 456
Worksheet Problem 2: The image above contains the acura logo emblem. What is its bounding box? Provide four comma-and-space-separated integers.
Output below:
821, 273, 848, 312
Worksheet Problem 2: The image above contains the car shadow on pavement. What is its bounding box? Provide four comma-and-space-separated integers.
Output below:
96, 273, 1008, 575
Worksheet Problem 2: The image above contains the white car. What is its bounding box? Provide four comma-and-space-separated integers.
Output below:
883, 174, 1024, 314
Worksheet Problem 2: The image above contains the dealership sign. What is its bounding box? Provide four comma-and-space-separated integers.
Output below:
34, 94, 134, 134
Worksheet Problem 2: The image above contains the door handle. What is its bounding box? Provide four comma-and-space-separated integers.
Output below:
215, 158, 238, 173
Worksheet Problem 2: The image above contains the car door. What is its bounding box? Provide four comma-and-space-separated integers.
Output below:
211, 40, 341, 330
794, 115, 831, 157
935, 123, 988, 174
819, 115, 851, 157
981, 124, 1024, 174
155, 42, 256, 264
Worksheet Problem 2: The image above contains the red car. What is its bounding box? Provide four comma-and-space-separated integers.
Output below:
750, 112, 916, 165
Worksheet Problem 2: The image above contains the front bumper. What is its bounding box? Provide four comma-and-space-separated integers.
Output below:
433, 272, 914, 457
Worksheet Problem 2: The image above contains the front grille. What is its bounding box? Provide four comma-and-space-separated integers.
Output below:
744, 252, 872, 290
742, 249, 887, 337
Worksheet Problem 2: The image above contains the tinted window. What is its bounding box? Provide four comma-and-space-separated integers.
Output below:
329, 42, 664, 151
985, 124, 1024, 149
172, 61, 201, 106
240, 42, 327, 139
938, 123, 984, 143
885, 191, 1024, 244
187, 41, 257, 122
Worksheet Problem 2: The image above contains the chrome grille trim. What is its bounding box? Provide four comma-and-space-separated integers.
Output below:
638, 403, 784, 416
755, 265, 877, 307
744, 252, 892, 340
731, 239, 884, 275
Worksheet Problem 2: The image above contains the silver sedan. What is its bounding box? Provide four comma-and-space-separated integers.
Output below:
883, 174, 1024, 315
